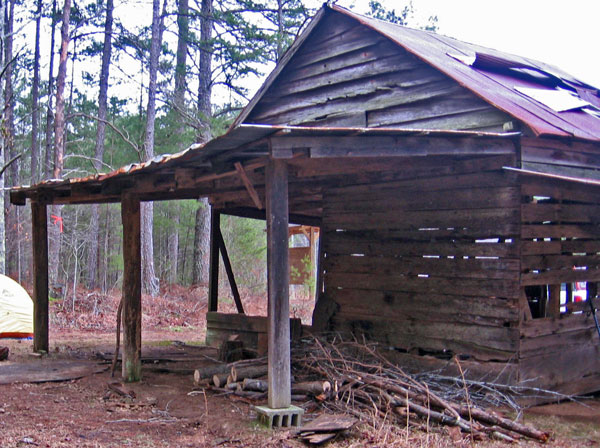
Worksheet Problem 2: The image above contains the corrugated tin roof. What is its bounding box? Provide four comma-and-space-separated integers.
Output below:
11, 124, 516, 197
235, 4, 600, 141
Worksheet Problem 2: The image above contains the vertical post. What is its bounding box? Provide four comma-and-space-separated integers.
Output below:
31, 201, 49, 353
266, 159, 291, 409
121, 194, 142, 382
208, 207, 220, 312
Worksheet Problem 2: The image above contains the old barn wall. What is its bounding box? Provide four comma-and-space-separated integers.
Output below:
244, 12, 513, 133
518, 173, 600, 394
318, 154, 521, 363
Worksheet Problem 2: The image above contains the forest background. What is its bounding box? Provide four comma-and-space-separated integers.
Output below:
0, 0, 436, 306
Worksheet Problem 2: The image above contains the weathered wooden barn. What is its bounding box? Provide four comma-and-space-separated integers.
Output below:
11, 4, 600, 407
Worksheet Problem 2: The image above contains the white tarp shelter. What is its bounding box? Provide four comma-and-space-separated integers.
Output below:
0, 274, 33, 338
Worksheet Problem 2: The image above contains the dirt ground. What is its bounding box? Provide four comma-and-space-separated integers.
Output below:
1, 287, 600, 447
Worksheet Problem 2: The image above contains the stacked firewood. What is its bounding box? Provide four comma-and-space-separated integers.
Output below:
194, 337, 551, 443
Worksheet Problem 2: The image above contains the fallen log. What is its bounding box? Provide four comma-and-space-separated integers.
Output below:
242, 378, 268, 392
292, 381, 331, 396
230, 365, 267, 383
213, 373, 232, 388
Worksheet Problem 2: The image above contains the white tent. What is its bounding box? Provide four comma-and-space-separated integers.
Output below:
0, 274, 33, 338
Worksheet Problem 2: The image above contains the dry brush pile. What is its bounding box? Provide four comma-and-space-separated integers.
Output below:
291, 337, 551, 443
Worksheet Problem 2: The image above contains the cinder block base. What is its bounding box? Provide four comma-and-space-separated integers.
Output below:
254, 405, 304, 428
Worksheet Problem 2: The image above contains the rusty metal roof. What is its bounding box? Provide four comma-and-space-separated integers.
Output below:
235, 4, 600, 141
11, 124, 517, 200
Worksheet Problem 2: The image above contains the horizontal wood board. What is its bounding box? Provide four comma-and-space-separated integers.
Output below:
244, 12, 514, 132
320, 155, 520, 361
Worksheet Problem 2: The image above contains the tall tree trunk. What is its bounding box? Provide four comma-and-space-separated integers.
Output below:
88, 0, 113, 290
168, 212, 179, 284
174, 0, 188, 124
0, 0, 7, 275
48, 0, 71, 285
191, 0, 212, 286
31, 0, 42, 184
4, 0, 17, 278
167, 0, 190, 285
141, 0, 166, 297
44, 0, 58, 180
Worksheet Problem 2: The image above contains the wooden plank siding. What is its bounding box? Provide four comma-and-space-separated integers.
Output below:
518, 173, 600, 393
243, 12, 514, 132
319, 155, 521, 362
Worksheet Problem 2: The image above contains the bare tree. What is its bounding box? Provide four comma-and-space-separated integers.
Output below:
3, 0, 17, 278
141, 0, 167, 296
31, 0, 42, 184
87, 0, 114, 290
191, 0, 212, 286
48, 0, 71, 285
44, 0, 58, 179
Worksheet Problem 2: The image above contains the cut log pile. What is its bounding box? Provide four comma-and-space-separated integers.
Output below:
193, 337, 551, 443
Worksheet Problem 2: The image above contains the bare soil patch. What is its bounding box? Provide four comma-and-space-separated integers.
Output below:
0, 286, 599, 447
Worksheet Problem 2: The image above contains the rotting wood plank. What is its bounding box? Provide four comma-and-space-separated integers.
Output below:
330, 317, 517, 361
521, 203, 600, 224
294, 155, 516, 183
521, 137, 600, 160
522, 254, 600, 271
371, 107, 511, 132
282, 39, 402, 83
325, 254, 519, 279
323, 232, 519, 258
325, 186, 520, 213
256, 69, 446, 122
521, 313, 599, 339
121, 194, 142, 382
519, 344, 600, 392
323, 207, 520, 231
521, 239, 600, 256
324, 272, 520, 298
289, 22, 388, 69
265, 159, 291, 409
521, 224, 600, 239
256, 80, 463, 126
270, 135, 515, 159
521, 268, 600, 286
327, 289, 518, 323
521, 181, 600, 205
332, 311, 519, 348
266, 56, 435, 100
521, 162, 600, 182
31, 201, 49, 353
522, 145, 600, 170
520, 327, 597, 359
366, 94, 504, 127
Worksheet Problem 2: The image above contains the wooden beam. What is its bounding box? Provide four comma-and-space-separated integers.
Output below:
270, 135, 515, 158
208, 207, 220, 312
220, 206, 321, 227
217, 227, 244, 314
121, 194, 142, 382
234, 162, 263, 209
31, 202, 49, 353
266, 158, 291, 409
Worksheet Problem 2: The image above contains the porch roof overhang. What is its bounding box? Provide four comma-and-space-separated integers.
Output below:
11, 124, 520, 209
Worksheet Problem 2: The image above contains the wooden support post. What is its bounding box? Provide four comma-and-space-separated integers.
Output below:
217, 228, 244, 314
31, 201, 49, 353
208, 208, 220, 312
266, 159, 291, 409
121, 195, 142, 382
